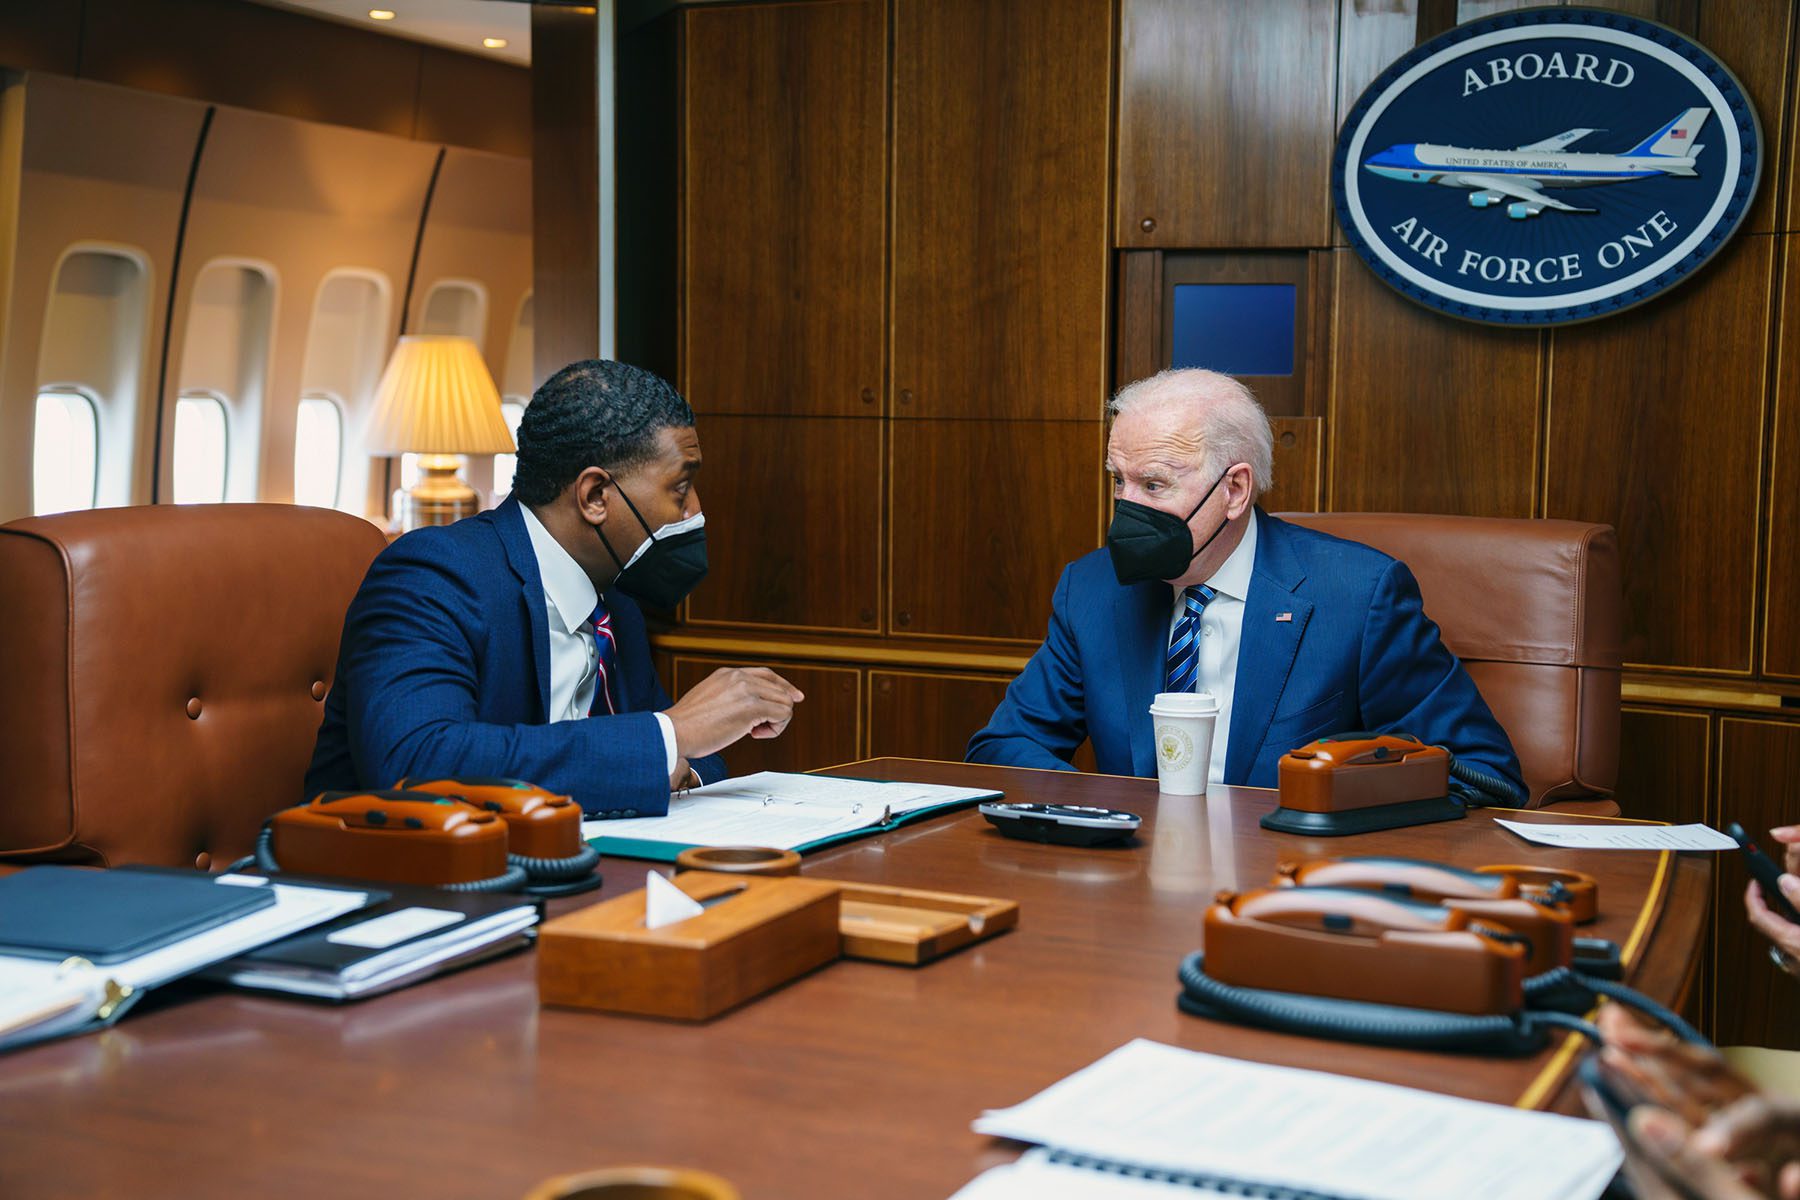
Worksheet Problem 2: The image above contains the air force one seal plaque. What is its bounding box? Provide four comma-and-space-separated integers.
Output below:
1333, 8, 1761, 326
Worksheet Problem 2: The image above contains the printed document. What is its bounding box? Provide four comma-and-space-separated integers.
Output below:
1496, 819, 1735, 851
582, 771, 994, 850
965, 1039, 1621, 1200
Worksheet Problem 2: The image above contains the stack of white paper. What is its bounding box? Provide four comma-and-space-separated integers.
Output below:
954, 1039, 1622, 1200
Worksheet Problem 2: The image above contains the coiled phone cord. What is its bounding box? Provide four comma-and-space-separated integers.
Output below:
1176, 952, 1705, 1056
248, 823, 530, 893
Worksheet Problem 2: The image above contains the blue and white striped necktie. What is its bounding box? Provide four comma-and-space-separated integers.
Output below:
1164, 584, 1218, 695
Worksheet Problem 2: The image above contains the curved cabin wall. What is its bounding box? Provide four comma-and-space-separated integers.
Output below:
0, 75, 203, 517
0, 73, 531, 524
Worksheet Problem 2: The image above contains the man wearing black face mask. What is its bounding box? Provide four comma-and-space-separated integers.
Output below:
966, 368, 1521, 799
306, 359, 804, 817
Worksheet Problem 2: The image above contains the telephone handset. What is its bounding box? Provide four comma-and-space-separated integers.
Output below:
256, 789, 522, 890
1180, 859, 1704, 1055
398, 777, 602, 895
245, 778, 604, 896
1205, 886, 1528, 1016
1276, 856, 1581, 977
1262, 732, 1524, 837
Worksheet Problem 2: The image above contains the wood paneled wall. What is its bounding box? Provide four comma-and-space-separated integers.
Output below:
591, 0, 1800, 1044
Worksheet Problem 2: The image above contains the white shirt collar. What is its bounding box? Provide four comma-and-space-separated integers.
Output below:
520, 504, 599, 636
1200, 507, 1258, 602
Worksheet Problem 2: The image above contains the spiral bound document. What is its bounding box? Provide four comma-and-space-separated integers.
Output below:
952, 1040, 1621, 1200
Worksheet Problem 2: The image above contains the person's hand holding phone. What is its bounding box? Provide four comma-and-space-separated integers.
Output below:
1593, 1005, 1800, 1198
1738, 825, 1800, 969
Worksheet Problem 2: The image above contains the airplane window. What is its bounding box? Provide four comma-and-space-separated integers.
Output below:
419, 280, 488, 342
32, 390, 99, 516
492, 399, 526, 498
173, 393, 229, 504
294, 395, 343, 509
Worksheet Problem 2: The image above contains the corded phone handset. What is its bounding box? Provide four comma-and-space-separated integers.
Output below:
1179, 858, 1700, 1056
243, 778, 602, 897
1261, 732, 1526, 836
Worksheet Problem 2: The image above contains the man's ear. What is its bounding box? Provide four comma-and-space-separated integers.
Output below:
1225, 462, 1256, 519
571, 466, 612, 527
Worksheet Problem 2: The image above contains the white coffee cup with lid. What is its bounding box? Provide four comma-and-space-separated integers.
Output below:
1148, 691, 1219, 796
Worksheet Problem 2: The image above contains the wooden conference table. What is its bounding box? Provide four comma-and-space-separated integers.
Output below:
0, 759, 1709, 1200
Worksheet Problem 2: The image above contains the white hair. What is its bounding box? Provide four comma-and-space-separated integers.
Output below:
1107, 368, 1274, 498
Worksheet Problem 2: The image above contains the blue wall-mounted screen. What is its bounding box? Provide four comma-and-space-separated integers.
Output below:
1170, 284, 1296, 377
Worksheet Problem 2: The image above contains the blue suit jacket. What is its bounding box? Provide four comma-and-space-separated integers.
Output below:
966, 511, 1523, 795
306, 497, 725, 816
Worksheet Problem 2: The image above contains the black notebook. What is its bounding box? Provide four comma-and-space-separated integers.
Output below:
0, 866, 277, 963
213, 881, 540, 1001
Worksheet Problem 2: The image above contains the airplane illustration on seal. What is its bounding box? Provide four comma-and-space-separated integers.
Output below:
1362, 107, 1708, 218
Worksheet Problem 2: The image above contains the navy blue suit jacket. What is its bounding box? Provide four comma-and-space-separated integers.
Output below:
306, 497, 725, 816
966, 510, 1523, 794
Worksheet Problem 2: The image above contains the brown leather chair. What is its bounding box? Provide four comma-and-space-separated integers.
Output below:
0, 504, 386, 868
1279, 512, 1621, 810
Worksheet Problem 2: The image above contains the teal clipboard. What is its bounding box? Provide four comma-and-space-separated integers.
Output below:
585, 785, 1002, 863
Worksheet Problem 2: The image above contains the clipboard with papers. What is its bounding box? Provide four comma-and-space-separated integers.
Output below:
582, 771, 1002, 862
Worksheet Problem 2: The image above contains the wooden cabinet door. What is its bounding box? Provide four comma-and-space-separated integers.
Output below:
870, 670, 1011, 762
892, 0, 1112, 421
673, 657, 862, 774
684, 0, 886, 417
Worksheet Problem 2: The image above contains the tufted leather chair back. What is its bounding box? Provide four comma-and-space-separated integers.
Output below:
0, 504, 386, 868
1278, 513, 1622, 809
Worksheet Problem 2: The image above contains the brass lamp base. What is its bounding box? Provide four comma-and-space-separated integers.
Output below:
398, 454, 480, 531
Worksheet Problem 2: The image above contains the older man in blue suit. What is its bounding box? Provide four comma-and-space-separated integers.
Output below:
307, 360, 804, 817
967, 368, 1522, 800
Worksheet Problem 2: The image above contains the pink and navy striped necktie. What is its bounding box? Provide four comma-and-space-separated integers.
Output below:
588, 602, 621, 716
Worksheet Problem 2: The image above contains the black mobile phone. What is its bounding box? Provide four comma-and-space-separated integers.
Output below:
978, 802, 1140, 847
1726, 822, 1800, 925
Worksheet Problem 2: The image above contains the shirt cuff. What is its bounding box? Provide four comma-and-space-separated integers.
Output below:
653, 711, 679, 776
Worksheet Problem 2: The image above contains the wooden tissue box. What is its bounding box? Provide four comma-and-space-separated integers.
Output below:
537, 871, 841, 1020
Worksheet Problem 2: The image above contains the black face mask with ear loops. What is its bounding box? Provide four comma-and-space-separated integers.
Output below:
594, 479, 708, 609
1105, 466, 1235, 586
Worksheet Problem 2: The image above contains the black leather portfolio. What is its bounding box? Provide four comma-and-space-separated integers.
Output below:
0, 865, 277, 963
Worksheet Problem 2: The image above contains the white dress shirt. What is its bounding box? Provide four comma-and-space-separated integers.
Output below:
1166, 508, 1259, 785
520, 505, 679, 775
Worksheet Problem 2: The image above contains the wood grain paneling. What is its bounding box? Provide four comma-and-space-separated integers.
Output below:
1337, 0, 1417, 136
1327, 251, 1540, 516
413, 46, 532, 160
1714, 718, 1800, 1050
1546, 234, 1774, 672
82, 0, 421, 140
685, 416, 882, 634
1619, 707, 1710, 825
531, 5, 600, 385
1618, 704, 1712, 1033
1766, 233, 1800, 677
1115, 250, 1162, 392
1264, 417, 1323, 515
1696, 0, 1789, 237
870, 670, 1011, 762
892, 0, 1111, 421
674, 658, 861, 775
684, 1, 885, 418
889, 420, 1105, 641
1119, 0, 1337, 249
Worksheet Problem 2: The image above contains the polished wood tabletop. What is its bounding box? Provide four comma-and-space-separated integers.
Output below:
0, 759, 1709, 1200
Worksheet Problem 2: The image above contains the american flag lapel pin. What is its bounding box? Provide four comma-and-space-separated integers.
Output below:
1275, 612, 1293, 623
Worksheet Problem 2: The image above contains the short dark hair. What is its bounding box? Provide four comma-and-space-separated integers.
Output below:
510, 360, 694, 506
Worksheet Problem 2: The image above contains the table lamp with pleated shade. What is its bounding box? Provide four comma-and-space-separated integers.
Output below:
364, 334, 516, 530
